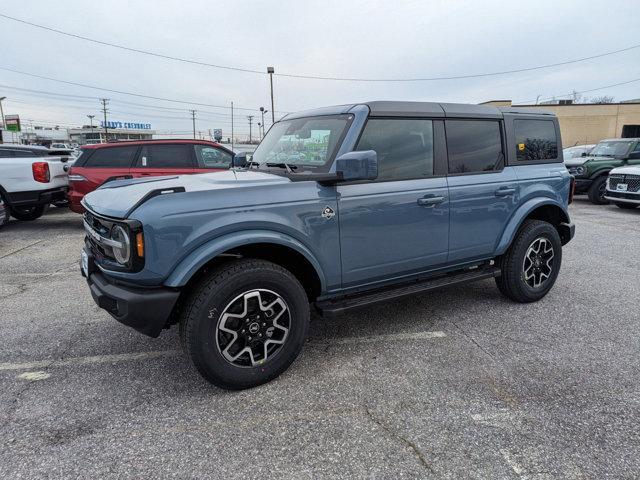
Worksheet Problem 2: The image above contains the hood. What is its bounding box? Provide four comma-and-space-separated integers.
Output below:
610, 165, 640, 175
82, 170, 290, 219
564, 157, 589, 167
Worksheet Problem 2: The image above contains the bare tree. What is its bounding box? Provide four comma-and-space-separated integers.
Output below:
590, 95, 615, 104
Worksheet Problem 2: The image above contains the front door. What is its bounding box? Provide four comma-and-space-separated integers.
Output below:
337, 118, 449, 289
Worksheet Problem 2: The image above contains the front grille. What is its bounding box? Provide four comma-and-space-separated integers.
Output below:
83, 211, 117, 262
609, 174, 640, 193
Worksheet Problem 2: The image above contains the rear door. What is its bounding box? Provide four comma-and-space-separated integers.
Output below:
129, 143, 196, 178
445, 119, 519, 263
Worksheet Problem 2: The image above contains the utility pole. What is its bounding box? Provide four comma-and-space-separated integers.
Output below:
189, 109, 197, 139
267, 67, 275, 124
231, 101, 234, 152
247, 115, 254, 143
0, 96, 6, 133
87, 114, 95, 143
100, 98, 109, 142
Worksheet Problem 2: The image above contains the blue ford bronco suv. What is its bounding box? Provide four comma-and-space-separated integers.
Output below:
81, 101, 575, 389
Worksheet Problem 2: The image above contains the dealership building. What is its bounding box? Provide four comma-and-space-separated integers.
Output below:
69, 120, 155, 145
482, 100, 640, 146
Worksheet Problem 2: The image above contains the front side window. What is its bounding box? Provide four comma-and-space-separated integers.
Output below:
139, 144, 193, 168
514, 120, 558, 161
85, 146, 138, 168
251, 115, 352, 172
195, 145, 232, 168
356, 118, 434, 181
446, 120, 503, 174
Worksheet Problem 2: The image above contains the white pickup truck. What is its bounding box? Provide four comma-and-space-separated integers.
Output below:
0, 144, 70, 228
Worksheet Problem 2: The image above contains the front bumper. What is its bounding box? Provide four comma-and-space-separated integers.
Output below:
558, 221, 576, 245
7, 186, 68, 207
81, 249, 179, 337
604, 190, 640, 204
573, 178, 592, 194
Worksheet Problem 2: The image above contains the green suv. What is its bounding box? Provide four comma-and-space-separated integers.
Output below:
565, 138, 640, 204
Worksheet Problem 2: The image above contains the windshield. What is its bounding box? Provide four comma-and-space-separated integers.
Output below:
589, 141, 632, 157
251, 114, 353, 172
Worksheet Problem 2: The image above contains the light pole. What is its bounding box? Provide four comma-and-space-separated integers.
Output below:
87, 114, 95, 143
259, 107, 268, 138
267, 67, 275, 124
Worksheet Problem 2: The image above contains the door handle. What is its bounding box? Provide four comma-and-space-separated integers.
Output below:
417, 195, 446, 207
495, 187, 516, 197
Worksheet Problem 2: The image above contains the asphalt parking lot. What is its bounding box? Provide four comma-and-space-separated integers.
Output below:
1, 200, 639, 479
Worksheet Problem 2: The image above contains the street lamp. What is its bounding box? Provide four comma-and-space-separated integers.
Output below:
259, 107, 268, 138
87, 114, 95, 144
267, 67, 275, 123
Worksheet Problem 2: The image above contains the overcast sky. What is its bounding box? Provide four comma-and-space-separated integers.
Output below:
1, 0, 639, 136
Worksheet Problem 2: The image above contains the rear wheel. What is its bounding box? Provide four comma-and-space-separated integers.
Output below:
496, 220, 562, 303
11, 204, 48, 221
587, 176, 609, 205
0, 192, 9, 228
179, 259, 309, 390
615, 202, 638, 210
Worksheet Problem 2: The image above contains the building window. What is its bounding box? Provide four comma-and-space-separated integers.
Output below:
446, 120, 503, 173
622, 125, 640, 138
514, 120, 558, 161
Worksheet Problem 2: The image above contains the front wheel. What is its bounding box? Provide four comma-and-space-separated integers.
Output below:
11, 204, 47, 221
496, 220, 562, 303
587, 176, 609, 205
179, 259, 309, 390
615, 202, 638, 210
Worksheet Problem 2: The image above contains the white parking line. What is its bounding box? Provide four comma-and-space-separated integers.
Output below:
0, 330, 446, 372
500, 449, 525, 476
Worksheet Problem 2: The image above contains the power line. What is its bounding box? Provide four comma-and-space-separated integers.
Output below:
0, 67, 289, 112
516, 77, 640, 104
2, 12, 640, 82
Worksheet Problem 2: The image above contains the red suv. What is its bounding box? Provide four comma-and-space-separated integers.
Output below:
67, 139, 233, 213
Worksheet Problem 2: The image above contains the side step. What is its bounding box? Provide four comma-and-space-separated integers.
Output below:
315, 266, 501, 317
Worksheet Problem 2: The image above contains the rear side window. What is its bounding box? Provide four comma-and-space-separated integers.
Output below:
356, 118, 434, 181
446, 120, 503, 174
514, 120, 558, 161
194, 145, 232, 169
85, 146, 138, 168
139, 144, 193, 168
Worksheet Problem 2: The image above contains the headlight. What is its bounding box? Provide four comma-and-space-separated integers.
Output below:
110, 225, 131, 264
568, 166, 585, 176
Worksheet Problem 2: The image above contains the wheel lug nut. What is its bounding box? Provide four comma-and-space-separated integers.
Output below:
247, 336, 252, 341
241, 329, 246, 334
262, 323, 266, 327
258, 333, 262, 338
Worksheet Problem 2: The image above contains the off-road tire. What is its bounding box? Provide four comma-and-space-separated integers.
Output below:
615, 202, 638, 210
11, 204, 48, 221
179, 258, 309, 390
587, 175, 609, 205
0, 192, 10, 228
495, 220, 562, 303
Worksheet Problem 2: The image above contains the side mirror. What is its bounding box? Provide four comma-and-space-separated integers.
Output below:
628, 151, 640, 160
232, 151, 247, 168
335, 150, 378, 181
580, 152, 587, 157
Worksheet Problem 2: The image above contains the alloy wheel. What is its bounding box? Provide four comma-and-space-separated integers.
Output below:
522, 237, 555, 289
215, 289, 290, 368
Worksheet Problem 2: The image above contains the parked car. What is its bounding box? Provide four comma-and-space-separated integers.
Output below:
562, 144, 595, 160
564, 138, 640, 204
604, 166, 640, 209
67, 139, 233, 213
0, 144, 69, 227
50, 143, 72, 149
80, 101, 575, 389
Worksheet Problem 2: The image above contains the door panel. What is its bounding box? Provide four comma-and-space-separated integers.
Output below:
447, 168, 518, 262
337, 177, 449, 288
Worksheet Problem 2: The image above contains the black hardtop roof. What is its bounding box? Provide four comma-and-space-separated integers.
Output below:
364, 101, 554, 118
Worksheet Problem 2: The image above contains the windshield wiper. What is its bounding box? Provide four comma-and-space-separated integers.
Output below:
266, 162, 298, 173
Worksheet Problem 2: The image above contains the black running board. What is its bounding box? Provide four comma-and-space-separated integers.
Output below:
315, 266, 501, 317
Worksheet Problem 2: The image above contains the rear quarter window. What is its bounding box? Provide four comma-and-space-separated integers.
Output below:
84, 146, 139, 168
514, 120, 558, 161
